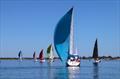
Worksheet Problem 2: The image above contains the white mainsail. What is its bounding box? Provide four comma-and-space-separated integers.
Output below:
69, 7, 74, 55
33, 51, 37, 61
50, 46, 54, 60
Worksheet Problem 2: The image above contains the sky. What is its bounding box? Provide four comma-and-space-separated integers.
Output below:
0, 0, 120, 57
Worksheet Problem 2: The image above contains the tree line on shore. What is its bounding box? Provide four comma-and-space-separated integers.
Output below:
0, 56, 120, 60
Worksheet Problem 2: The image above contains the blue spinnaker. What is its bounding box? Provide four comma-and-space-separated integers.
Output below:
54, 8, 73, 62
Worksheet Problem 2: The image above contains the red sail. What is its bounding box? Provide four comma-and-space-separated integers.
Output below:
39, 49, 44, 60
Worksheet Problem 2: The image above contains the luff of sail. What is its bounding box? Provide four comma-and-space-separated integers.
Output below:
54, 8, 73, 61
69, 7, 74, 55
92, 39, 98, 60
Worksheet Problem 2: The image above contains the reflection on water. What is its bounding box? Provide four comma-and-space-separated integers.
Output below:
53, 66, 80, 79
47, 62, 54, 79
53, 66, 68, 79
67, 67, 80, 79
93, 63, 99, 79
0, 60, 120, 79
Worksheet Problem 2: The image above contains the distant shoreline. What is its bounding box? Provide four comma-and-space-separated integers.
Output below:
0, 56, 120, 60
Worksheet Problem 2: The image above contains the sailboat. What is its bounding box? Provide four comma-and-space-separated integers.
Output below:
54, 7, 80, 67
92, 39, 101, 64
39, 49, 45, 62
47, 44, 54, 62
33, 51, 37, 61
18, 50, 22, 61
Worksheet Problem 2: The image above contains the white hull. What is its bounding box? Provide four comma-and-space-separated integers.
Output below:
40, 59, 45, 62
93, 59, 101, 64
19, 57, 22, 61
67, 59, 80, 67
48, 59, 54, 62
34, 59, 38, 62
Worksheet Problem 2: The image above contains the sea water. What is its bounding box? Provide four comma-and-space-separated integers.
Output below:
0, 59, 120, 79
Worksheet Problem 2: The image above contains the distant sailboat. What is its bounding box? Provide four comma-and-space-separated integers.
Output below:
54, 7, 80, 67
18, 50, 22, 61
92, 39, 101, 63
33, 51, 37, 61
39, 49, 45, 62
47, 44, 54, 62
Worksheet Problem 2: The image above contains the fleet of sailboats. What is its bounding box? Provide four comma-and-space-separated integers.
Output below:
14, 7, 102, 66
92, 39, 101, 64
54, 7, 80, 67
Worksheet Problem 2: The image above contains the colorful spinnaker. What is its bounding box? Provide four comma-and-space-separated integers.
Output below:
54, 8, 73, 62
54, 7, 80, 66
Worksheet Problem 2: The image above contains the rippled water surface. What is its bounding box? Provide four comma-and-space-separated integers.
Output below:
0, 59, 120, 79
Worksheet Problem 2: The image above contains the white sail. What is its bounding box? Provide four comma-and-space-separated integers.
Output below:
69, 7, 74, 55
49, 46, 54, 60
33, 51, 37, 61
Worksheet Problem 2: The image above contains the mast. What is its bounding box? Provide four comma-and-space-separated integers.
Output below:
69, 7, 74, 55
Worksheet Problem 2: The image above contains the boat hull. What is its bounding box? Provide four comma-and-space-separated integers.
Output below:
40, 59, 45, 63
93, 59, 101, 64
66, 59, 80, 67
48, 59, 54, 62
66, 55, 80, 67
34, 59, 38, 62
